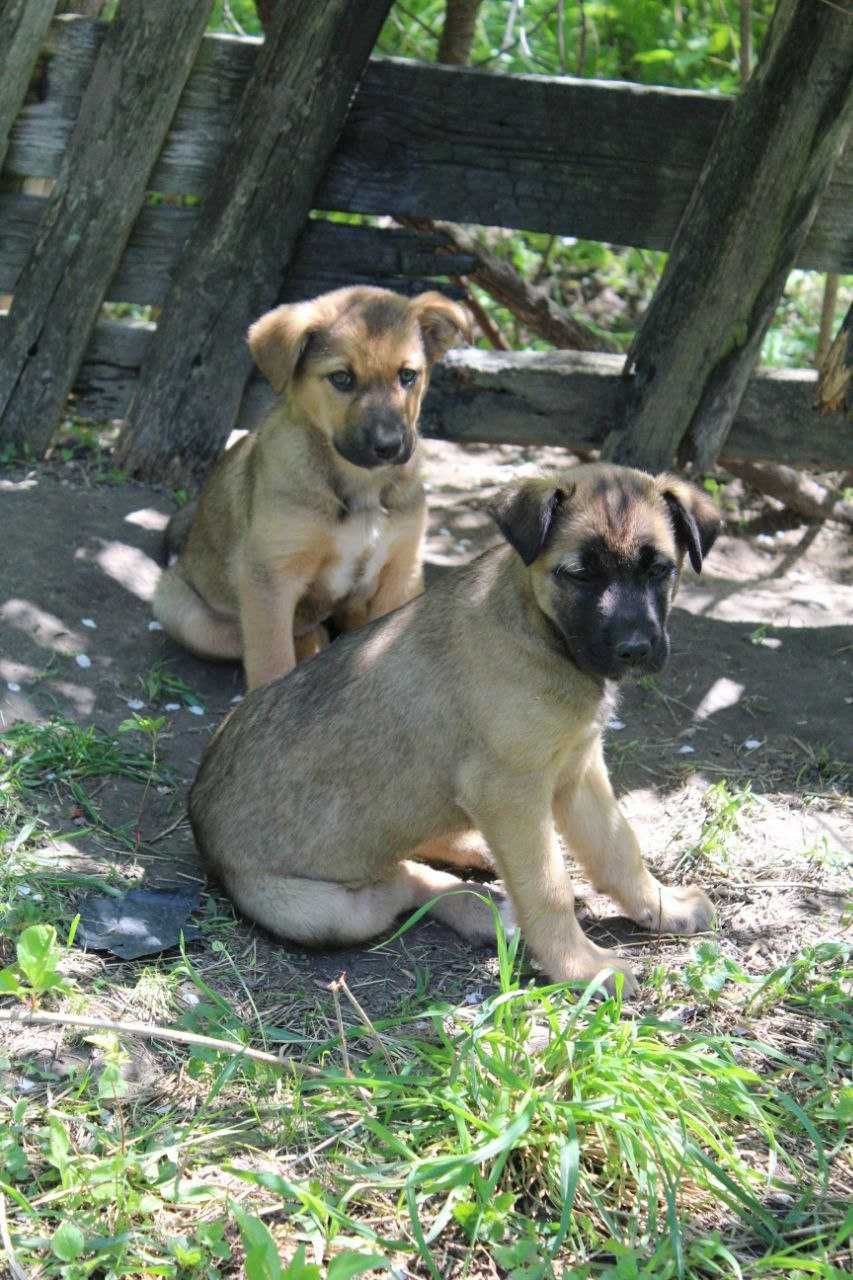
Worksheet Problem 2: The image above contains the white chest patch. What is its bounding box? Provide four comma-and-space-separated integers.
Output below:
320, 510, 391, 601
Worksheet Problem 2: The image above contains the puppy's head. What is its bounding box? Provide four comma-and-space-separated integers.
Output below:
248, 286, 471, 470
490, 464, 720, 682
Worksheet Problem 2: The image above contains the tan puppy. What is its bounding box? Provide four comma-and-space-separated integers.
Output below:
153, 286, 471, 689
190, 464, 721, 994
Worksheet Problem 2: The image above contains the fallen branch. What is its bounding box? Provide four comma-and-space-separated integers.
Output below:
0, 1007, 325, 1077
720, 458, 853, 527
454, 275, 510, 349
399, 215, 619, 353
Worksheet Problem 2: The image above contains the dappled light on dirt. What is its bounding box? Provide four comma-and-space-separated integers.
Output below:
692, 677, 745, 722
124, 507, 169, 532
0, 598, 84, 656
76, 538, 160, 602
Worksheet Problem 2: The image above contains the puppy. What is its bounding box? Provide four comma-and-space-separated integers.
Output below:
153, 286, 470, 689
190, 464, 721, 993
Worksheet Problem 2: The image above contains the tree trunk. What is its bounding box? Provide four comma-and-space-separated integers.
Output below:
0, 0, 214, 455
437, 0, 484, 65
603, 0, 853, 473
0, 0, 57, 174
117, 0, 394, 484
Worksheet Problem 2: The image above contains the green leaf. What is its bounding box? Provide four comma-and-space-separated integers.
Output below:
327, 1252, 389, 1280
233, 1208, 284, 1280
16, 923, 60, 990
0, 968, 24, 997
708, 24, 732, 55
51, 1221, 86, 1261
634, 48, 675, 64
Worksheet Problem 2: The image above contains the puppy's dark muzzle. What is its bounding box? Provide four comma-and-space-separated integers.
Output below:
336, 418, 413, 469
609, 629, 668, 679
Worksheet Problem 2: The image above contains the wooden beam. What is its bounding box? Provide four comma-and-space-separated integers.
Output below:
0, 0, 56, 174
6, 18, 851, 273
115, 0, 396, 484
603, 0, 853, 473
1, 319, 842, 471
0, 195, 474, 305
0, 0, 214, 454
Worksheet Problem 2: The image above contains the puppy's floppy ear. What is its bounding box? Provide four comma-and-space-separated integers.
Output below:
490, 478, 568, 566
247, 301, 319, 394
657, 475, 721, 574
410, 291, 473, 365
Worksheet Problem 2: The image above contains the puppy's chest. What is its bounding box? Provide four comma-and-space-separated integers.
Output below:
319, 509, 392, 600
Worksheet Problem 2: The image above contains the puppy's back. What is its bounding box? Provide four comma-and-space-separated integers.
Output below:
189, 562, 493, 888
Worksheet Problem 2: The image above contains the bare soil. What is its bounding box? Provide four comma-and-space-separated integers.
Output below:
1, 442, 850, 1025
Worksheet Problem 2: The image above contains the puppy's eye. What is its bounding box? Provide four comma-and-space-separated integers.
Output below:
399, 367, 419, 388
553, 564, 594, 584
327, 370, 355, 392
649, 561, 674, 581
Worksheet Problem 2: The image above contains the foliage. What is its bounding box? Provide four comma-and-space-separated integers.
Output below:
374, 1, 850, 364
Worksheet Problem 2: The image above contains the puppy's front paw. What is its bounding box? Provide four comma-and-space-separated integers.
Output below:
547, 944, 638, 1000
635, 883, 714, 936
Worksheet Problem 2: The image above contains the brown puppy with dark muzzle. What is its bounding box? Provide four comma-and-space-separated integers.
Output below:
189, 464, 721, 994
152, 286, 471, 690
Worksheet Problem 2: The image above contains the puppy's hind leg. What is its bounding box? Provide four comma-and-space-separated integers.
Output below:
153, 568, 242, 660
227, 860, 508, 947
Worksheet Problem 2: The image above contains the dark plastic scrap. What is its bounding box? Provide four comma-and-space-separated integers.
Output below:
74, 885, 202, 959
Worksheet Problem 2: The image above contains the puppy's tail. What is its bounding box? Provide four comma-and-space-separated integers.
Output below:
161, 502, 197, 566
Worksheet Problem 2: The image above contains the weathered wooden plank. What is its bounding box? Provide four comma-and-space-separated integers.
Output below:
0, 0, 57, 173
5, 18, 851, 272
0, 194, 474, 303
0, 0, 214, 453
116, 0, 396, 483
603, 0, 853, 474
1, 315, 842, 470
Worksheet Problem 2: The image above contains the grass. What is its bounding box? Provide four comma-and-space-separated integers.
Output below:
1, 720, 851, 1278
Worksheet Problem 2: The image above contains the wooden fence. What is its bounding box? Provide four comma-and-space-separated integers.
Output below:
1, 11, 850, 473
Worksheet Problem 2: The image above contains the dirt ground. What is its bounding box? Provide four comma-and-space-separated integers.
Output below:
1, 441, 850, 1028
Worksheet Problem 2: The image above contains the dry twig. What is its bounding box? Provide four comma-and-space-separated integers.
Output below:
0, 1008, 325, 1077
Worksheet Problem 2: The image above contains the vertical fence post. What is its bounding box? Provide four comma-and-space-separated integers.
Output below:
603, 0, 853, 473
0, 0, 214, 455
116, 0, 395, 485
0, 0, 57, 173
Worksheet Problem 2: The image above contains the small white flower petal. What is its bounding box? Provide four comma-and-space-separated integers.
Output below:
742, 738, 763, 750
126, 699, 145, 711
677, 744, 695, 755
188, 704, 204, 716
147, 620, 163, 631
230, 695, 244, 704
16, 885, 32, 896
75, 654, 92, 669
608, 718, 625, 731
6, 681, 21, 692
164, 702, 181, 711
81, 617, 97, 628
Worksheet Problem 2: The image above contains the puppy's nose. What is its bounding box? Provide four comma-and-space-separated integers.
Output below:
370, 425, 406, 462
615, 635, 653, 665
